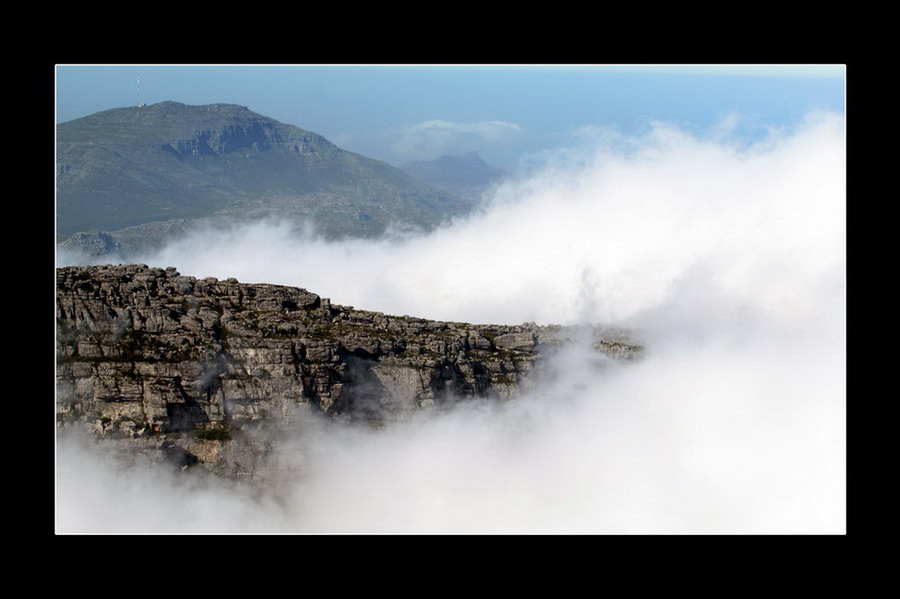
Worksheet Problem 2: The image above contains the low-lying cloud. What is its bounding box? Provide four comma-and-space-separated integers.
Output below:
56, 111, 846, 534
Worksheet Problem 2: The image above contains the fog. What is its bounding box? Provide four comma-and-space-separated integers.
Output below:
56, 111, 846, 534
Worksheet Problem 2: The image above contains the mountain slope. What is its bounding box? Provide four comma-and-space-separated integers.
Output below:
400, 152, 507, 198
57, 102, 473, 239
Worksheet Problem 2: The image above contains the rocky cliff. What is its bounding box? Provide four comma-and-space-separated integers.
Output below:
56, 264, 640, 479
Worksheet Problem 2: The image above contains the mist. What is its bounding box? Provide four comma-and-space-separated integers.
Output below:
56, 111, 846, 534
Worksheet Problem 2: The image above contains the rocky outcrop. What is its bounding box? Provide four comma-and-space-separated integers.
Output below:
56, 264, 640, 479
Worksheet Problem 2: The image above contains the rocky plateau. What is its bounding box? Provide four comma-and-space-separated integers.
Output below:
56, 264, 641, 481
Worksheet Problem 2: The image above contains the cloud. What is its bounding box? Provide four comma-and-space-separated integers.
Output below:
389, 119, 522, 161
57, 111, 846, 533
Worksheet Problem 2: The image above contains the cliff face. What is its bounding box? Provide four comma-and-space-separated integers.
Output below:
56, 264, 640, 478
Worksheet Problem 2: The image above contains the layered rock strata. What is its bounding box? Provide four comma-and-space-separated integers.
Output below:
56, 264, 640, 478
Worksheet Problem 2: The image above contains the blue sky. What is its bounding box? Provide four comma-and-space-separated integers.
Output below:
55, 64, 845, 171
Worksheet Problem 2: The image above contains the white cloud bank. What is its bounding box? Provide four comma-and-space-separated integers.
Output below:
56, 111, 846, 534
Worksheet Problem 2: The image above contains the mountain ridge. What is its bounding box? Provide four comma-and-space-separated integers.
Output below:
57, 101, 474, 247
56, 264, 641, 479
399, 152, 507, 197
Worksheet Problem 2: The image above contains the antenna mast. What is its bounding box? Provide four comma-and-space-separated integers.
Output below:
137, 75, 145, 107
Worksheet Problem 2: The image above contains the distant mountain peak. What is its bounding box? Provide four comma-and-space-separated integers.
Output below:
399, 153, 507, 198
57, 102, 474, 247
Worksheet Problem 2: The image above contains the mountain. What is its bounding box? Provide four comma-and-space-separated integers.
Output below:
56, 102, 474, 247
399, 152, 508, 198
56, 264, 640, 479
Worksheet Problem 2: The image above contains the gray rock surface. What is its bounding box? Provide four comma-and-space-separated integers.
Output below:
56, 264, 641, 479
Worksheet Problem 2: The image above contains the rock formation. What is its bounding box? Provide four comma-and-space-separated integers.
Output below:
56, 264, 641, 479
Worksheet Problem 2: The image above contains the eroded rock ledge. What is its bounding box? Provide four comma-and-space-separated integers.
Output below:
56, 264, 640, 478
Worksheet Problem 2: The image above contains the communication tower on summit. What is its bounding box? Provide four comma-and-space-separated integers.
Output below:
137, 75, 146, 107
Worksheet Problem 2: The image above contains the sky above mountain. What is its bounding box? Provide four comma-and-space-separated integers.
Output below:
55, 64, 845, 171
